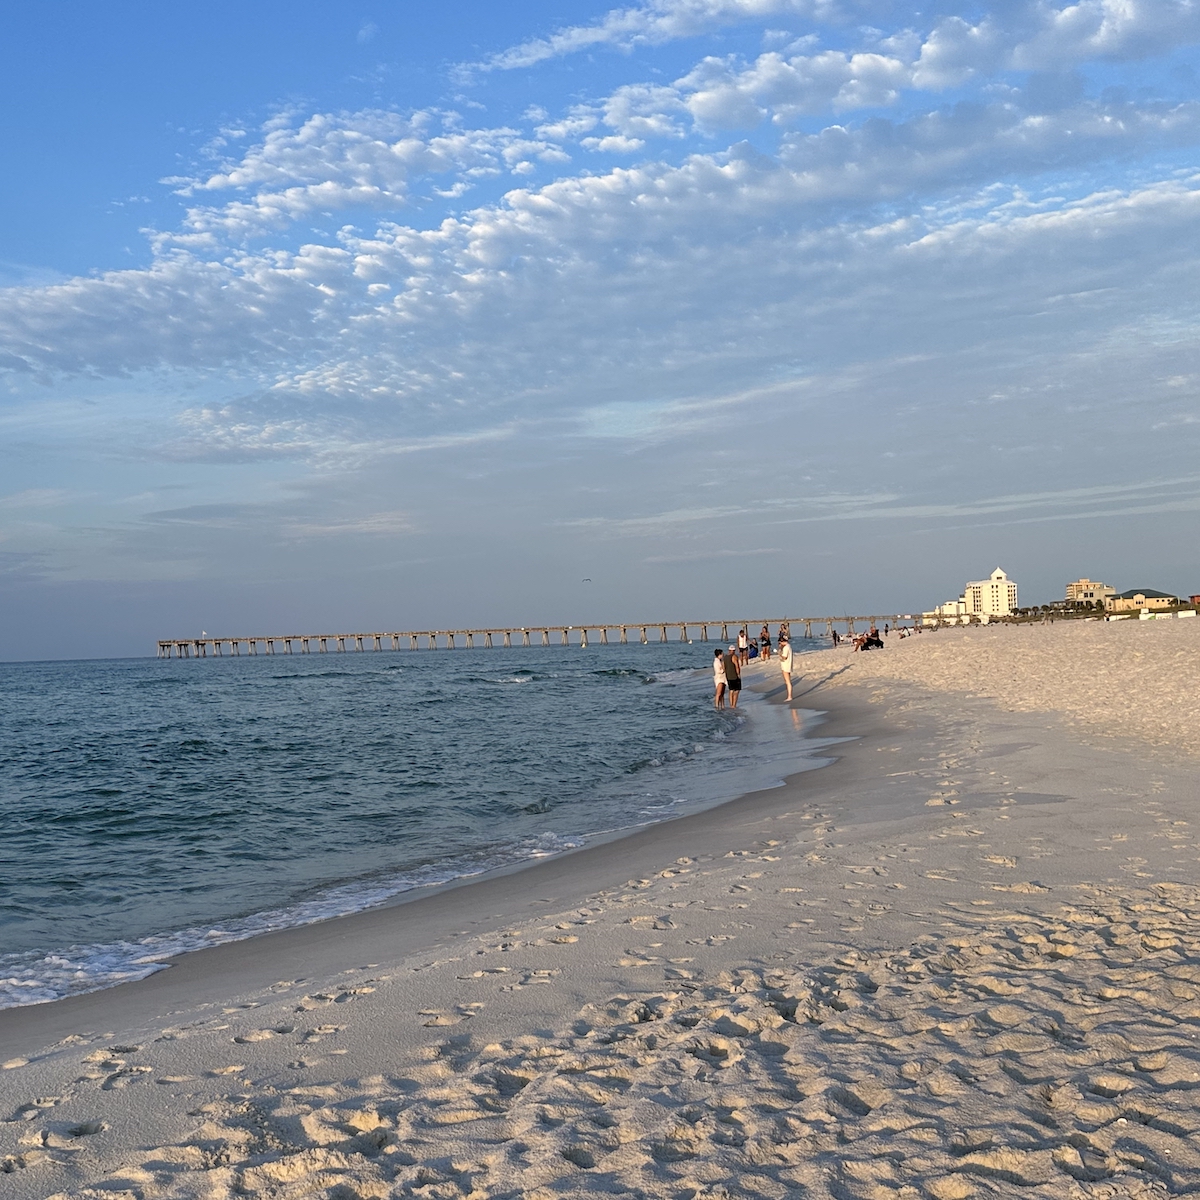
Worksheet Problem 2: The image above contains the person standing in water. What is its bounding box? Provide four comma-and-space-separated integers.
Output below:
779, 635, 794, 701
713, 648, 727, 709
723, 644, 742, 708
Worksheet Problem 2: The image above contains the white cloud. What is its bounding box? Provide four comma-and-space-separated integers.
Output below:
5, 98, 1200, 451
164, 110, 571, 243
4, 6, 1200, 481
570, 476, 1200, 536
602, 84, 694, 139
912, 16, 1007, 88
1012, 0, 1200, 69
676, 49, 912, 128
582, 134, 649, 153
500, 0, 1200, 150
286, 510, 414, 537
914, 0, 1200, 88
484, 0, 1200, 79
0, 489, 74, 510
475, 0, 832, 71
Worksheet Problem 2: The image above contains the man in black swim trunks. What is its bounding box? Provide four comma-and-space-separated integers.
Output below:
723, 644, 742, 708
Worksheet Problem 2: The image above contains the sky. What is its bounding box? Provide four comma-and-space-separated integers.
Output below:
2, 0, 1199, 660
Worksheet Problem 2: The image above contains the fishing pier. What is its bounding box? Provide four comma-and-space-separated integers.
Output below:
157, 616, 909, 658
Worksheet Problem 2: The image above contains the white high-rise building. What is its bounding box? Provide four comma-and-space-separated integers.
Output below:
963, 568, 1018, 616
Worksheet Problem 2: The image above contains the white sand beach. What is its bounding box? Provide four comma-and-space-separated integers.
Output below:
3, 618, 1199, 1199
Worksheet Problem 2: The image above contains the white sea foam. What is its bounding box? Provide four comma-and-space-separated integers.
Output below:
0, 831, 584, 1009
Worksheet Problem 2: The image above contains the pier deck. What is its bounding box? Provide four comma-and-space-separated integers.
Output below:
157, 616, 911, 657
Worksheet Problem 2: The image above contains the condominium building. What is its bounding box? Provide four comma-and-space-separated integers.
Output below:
922, 567, 1018, 623
963, 568, 1018, 617
1065, 578, 1115, 603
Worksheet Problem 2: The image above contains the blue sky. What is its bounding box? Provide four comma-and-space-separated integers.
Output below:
2, 0, 1199, 659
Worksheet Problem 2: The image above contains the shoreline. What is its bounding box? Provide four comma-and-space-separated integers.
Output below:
0, 652, 825, 1017
5, 621, 1200, 1198
0, 662, 831, 1019
0, 669, 850, 1062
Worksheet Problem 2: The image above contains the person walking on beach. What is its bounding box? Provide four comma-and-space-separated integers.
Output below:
737, 627, 749, 667
724, 645, 742, 708
713, 648, 727, 709
779, 635, 794, 701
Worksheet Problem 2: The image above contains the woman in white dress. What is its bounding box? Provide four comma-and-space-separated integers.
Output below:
779, 636, 794, 701
713, 647, 727, 709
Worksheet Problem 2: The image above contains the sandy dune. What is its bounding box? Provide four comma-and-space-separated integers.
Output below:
2, 618, 1198, 1199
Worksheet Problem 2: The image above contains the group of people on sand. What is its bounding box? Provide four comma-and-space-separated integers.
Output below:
853, 624, 886, 651
713, 626, 794, 709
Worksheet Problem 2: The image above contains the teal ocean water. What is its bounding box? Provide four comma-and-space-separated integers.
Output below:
0, 640, 827, 1007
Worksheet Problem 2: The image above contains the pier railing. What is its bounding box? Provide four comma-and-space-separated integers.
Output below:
157, 616, 911, 658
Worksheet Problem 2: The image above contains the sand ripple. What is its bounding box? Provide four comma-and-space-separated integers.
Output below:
29, 882, 1200, 1199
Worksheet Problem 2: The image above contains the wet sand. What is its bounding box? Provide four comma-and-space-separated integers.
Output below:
2, 618, 1199, 1199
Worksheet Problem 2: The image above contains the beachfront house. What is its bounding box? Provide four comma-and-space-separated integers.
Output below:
1065, 578, 1116, 604
1105, 588, 1179, 613
963, 568, 1018, 617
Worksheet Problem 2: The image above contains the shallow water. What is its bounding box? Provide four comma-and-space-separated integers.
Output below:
0, 640, 827, 1006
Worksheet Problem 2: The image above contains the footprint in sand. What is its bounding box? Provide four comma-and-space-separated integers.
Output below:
335, 986, 375, 1002
66, 1121, 106, 1137
100, 1066, 153, 1090
512, 969, 561, 989
1, 1151, 48, 1172
233, 1024, 295, 1043
294, 993, 336, 1011
11, 1097, 62, 1121
44, 877, 1200, 1200
301, 1025, 344, 1043
420, 1003, 484, 1027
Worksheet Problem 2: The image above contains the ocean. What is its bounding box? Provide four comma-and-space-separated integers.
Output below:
0, 640, 829, 1008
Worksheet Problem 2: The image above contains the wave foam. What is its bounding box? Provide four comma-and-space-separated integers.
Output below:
0, 831, 582, 1009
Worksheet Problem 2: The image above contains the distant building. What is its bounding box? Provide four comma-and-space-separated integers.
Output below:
1066, 578, 1115, 604
963, 568, 1018, 617
922, 567, 1018, 623
1105, 588, 1179, 613
1190, 595, 1200, 607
